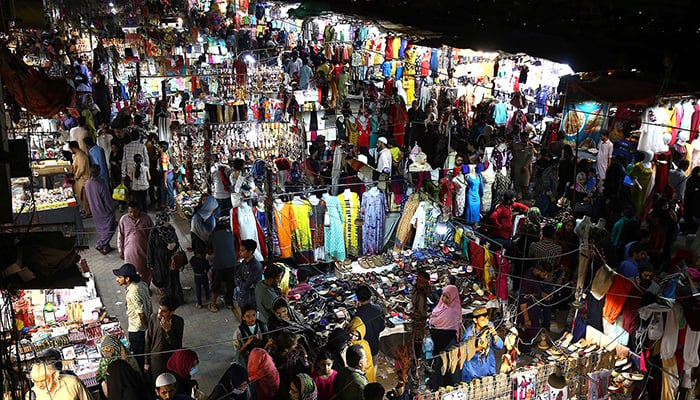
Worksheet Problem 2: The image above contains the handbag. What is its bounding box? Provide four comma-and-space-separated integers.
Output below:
112, 183, 128, 202
170, 249, 188, 271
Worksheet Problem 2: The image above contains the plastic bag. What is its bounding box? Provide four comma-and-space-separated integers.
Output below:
112, 183, 128, 202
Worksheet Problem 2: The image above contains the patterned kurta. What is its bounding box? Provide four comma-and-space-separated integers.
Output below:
309, 201, 326, 261
361, 190, 388, 255
393, 195, 421, 251
324, 196, 346, 261
491, 171, 512, 207
424, 203, 441, 248
338, 191, 360, 257
291, 203, 314, 264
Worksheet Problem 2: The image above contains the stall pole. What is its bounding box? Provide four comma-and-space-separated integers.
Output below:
0, 75, 12, 223
264, 163, 275, 266
203, 119, 212, 194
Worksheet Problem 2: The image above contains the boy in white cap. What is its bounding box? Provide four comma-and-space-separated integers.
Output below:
155, 372, 194, 400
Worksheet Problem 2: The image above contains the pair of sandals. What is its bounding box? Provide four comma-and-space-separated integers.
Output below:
357, 254, 387, 269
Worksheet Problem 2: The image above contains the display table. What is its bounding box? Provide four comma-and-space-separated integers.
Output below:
32, 162, 72, 188
13, 205, 86, 246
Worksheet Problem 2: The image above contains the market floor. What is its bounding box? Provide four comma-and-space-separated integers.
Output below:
80, 209, 236, 393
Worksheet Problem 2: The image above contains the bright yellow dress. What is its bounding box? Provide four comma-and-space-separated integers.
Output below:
291, 203, 313, 263
338, 191, 360, 257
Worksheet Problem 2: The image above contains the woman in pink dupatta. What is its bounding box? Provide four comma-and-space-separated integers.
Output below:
428, 284, 462, 390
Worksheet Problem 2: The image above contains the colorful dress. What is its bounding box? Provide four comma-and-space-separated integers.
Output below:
480, 163, 496, 213
338, 191, 360, 257
291, 203, 314, 264
361, 190, 388, 255
310, 200, 326, 262
629, 162, 653, 215
274, 203, 297, 259
424, 203, 441, 248
465, 174, 484, 224
324, 196, 346, 261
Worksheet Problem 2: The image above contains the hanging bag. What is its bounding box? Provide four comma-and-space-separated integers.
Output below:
112, 183, 128, 202
170, 246, 188, 271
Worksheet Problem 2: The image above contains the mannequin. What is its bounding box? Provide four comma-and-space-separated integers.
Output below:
452, 167, 467, 217
654, 133, 673, 194
292, 195, 305, 205
572, 216, 593, 307
308, 194, 320, 205
672, 131, 693, 175
630, 150, 655, 215
273, 198, 285, 210
479, 162, 496, 214
465, 165, 484, 224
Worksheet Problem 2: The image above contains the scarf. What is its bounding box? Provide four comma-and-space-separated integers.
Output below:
248, 348, 280, 400
211, 363, 250, 400
167, 348, 198, 379
429, 285, 462, 336
296, 373, 318, 400
105, 359, 150, 400
191, 196, 218, 241
156, 211, 179, 246
97, 334, 139, 382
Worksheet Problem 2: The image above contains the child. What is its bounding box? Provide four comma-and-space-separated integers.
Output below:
129, 153, 150, 212
232, 304, 268, 365
189, 251, 211, 309
312, 349, 337, 400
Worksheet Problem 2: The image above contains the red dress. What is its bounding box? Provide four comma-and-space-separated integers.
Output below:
654, 151, 671, 194
357, 116, 370, 149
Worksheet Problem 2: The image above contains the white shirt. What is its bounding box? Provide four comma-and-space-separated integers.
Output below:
411, 202, 427, 249
596, 139, 614, 179
69, 126, 89, 153
377, 148, 393, 174
211, 164, 231, 199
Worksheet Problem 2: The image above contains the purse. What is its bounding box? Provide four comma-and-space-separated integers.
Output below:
170, 249, 188, 271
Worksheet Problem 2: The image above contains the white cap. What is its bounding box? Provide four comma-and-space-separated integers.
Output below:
155, 372, 177, 387
378, 137, 388, 145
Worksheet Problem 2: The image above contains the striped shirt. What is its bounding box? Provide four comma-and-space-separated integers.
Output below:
121, 141, 148, 178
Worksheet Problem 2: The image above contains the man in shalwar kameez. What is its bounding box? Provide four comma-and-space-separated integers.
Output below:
118, 201, 154, 288
84, 165, 116, 254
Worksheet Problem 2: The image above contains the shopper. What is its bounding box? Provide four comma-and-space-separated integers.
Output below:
122, 128, 149, 183
233, 303, 269, 365
289, 373, 317, 400
96, 334, 139, 385
105, 359, 151, 400
69, 140, 91, 217
207, 363, 255, 400
511, 130, 535, 200
84, 164, 116, 254
208, 220, 238, 312
255, 263, 284, 324
118, 201, 154, 288
248, 348, 280, 400
517, 262, 551, 353
70, 116, 90, 154
145, 294, 185, 384
159, 141, 176, 212
332, 344, 369, 400
166, 349, 200, 398
155, 372, 194, 400
29, 363, 92, 400
189, 250, 211, 309
235, 239, 263, 309
489, 190, 529, 248
617, 242, 648, 279
312, 349, 337, 400
353, 284, 385, 361
288, 268, 312, 298
129, 153, 151, 213
324, 327, 351, 372
191, 194, 218, 255
428, 284, 462, 389
113, 263, 152, 371
346, 317, 376, 382
461, 307, 503, 382
85, 136, 110, 189
148, 211, 184, 302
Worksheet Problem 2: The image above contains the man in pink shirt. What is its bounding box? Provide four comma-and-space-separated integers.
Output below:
288, 269, 313, 299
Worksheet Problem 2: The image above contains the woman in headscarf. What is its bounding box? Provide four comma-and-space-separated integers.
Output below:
514, 207, 542, 257
323, 328, 350, 372
105, 359, 150, 400
191, 194, 218, 254
207, 363, 256, 400
289, 373, 317, 400
267, 297, 320, 351
555, 218, 579, 273
346, 317, 376, 383
148, 211, 183, 302
248, 348, 280, 400
96, 334, 139, 384
428, 284, 462, 390
166, 348, 200, 397
274, 330, 311, 400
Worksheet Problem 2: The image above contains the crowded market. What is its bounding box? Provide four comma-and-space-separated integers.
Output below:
0, 1, 699, 400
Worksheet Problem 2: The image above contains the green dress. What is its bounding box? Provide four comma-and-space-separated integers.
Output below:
629, 162, 653, 215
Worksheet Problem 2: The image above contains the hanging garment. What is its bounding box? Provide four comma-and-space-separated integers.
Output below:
357, 116, 371, 149
660, 304, 681, 400
424, 204, 441, 248
491, 171, 512, 208
602, 275, 634, 324
274, 203, 297, 259
410, 201, 428, 249
464, 174, 484, 223
324, 196, 346, 261
638, 107, 670, 153
360, 189, 388, 255
480, 163, 496, 213
452, 174, 467, 217
291, 203, 314, 264
338, 191, 360, 257
654, 151, 671, 194
309, 201, 326, 262
629, 162, 654, 215
394, 195, 421, 251
237, 203, 264, 261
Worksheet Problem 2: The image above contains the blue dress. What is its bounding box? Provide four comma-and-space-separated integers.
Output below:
464, 174, 484, 223
324, 196, 346, 261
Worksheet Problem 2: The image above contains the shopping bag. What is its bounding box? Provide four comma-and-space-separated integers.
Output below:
112, 183, 128, 202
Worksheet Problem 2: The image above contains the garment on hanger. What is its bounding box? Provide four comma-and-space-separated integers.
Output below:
465, 173, 484, 224
654, 151, 671, 194
236, 203, 264, 261
638, 106, 670, 153
602, 275, 634, 324
452, 174, 467, 217
309, 200, 326, 262
361, 189, 388, 255
274, 202, 297, 259
393, 195, 421, 251
411, 201, 428, 249
491, 171, 512, 208
324, 196, 346, 261
629, 162, 654, 215
291, 202, 314, 264
480, 163, 496, 214
338, 191, 360, 257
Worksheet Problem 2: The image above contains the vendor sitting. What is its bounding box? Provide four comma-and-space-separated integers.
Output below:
461, 307, 503, 382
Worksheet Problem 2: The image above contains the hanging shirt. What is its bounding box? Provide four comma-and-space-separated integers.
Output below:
273, 203, 297, 259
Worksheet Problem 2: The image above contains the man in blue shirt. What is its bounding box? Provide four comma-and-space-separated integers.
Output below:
462, 307, 503, 382
85, 136, 110, 189
617, 242, 647, 278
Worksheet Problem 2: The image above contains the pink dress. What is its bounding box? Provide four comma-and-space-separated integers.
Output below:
313, 370, 337, 400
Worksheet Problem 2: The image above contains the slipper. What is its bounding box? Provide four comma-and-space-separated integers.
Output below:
209, 305, 218, 313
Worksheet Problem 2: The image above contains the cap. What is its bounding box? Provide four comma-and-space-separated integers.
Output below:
155, 372, 177, 388
112, 263, 138, 278
378, 136, 388, 145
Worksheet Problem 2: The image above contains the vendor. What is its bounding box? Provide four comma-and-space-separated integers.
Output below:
461, 307, 503, 382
